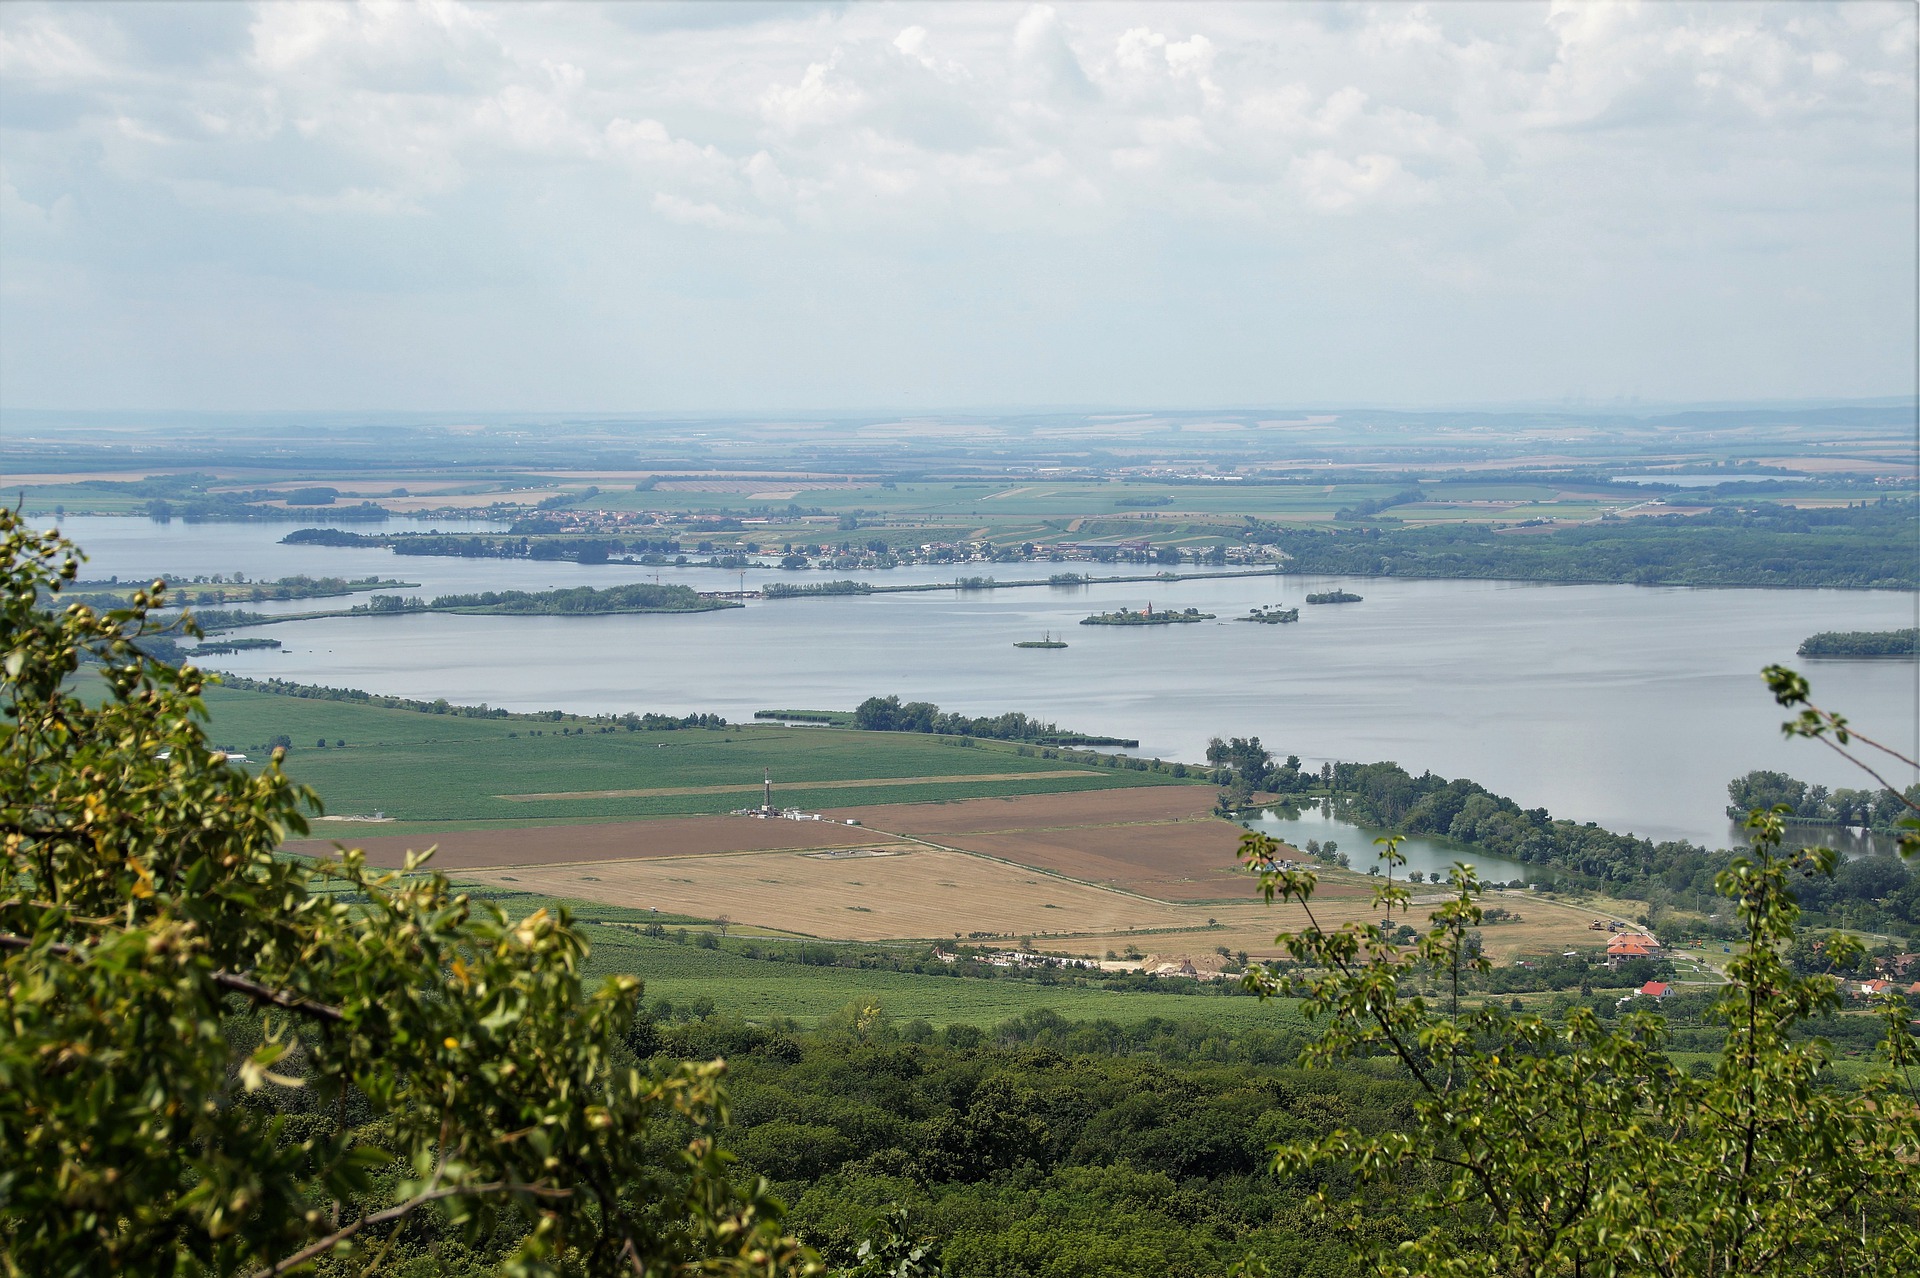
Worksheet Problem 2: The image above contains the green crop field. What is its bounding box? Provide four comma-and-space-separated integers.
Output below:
571, 925, 1305, 1031
558, 475, 1656, 555
581, 478, 1632, 525
203, 684, 1189, 827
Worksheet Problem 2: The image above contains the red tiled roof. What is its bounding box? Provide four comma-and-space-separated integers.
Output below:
1639, 981, 1670, 998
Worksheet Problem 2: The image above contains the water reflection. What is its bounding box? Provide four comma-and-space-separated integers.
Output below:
1772, 823, 1907, 861
1239, 803, 1535, 884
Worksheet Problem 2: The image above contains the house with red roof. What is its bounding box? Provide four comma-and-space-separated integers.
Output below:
1639, 981, 1671, 1000
1605, 934, 1660, 968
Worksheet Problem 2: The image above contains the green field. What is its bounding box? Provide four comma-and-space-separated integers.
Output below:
571, 924, 1303, 1031
577, 477, 1643, 540
203, 684, 1189, 826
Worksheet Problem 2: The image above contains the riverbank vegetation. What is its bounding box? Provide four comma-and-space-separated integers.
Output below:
1799, 627, 1919, 657
851, 694, 1140, 748
211, 674, 724, 728
1726, 769, 1920, 831
1302, 589, 1362, 604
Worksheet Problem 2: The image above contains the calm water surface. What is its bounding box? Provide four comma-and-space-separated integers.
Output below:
49, 516, 1920, 849
1239, 806, 1534, 882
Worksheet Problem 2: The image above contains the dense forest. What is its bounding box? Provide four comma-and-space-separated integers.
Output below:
265, 994, 1907, 1276
1242, 498, 1918, 589
670, 1019, 1426, 1277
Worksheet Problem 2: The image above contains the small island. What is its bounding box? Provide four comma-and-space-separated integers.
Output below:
1014, 633, 1069, 649
762, 580, 874, 599
1239, 605, 1300, 624
1304, 590, 1363, 604
330, 583, 740, 620
1081, 604, 1215, 626
194, 637, 283, 655
1797, 628, 1918, 659
391, 583, 739, 616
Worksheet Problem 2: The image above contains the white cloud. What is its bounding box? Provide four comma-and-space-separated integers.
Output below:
1292, 150, 1420, 212
0, 0, 1910, 409
651, 191, 780, 233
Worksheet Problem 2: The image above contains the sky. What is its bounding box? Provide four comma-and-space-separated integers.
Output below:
0, 0, 1914, 413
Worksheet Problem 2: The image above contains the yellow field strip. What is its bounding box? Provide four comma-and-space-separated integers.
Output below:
497, 769, 1104, 802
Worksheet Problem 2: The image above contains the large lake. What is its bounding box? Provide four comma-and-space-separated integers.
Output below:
51, 515, 1920, 851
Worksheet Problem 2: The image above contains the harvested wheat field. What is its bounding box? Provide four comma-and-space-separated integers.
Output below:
1052, 889, 1618, 963
284, 815, 880, 871
455, 845, 1199, 942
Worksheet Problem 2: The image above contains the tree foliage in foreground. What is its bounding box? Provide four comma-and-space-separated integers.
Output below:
0, 508, 811, 1276
1238, 669, 1920, 1275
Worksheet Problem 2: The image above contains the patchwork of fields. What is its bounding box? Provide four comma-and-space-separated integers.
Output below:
820, 789, 1285, 904
241, 682, 1610, 1024
205, 684, 1188, 827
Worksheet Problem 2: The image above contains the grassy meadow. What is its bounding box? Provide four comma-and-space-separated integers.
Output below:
572, 923, 1306, 1032
204, 683, 1191, 828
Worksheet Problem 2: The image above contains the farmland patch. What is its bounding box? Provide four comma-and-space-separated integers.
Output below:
285, 815, 878, 870
457, 846, 1198, 942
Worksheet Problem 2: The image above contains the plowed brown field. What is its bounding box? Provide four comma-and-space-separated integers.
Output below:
820, 787, 1337, 903
947, 823, 1257, 902
823, 787, 1214, 834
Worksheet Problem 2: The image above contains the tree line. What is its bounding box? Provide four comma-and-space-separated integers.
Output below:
215, 675, 728, 732
1798, 627, 1919, 657
851, 695, 1139, 747
1727, 768, 1920, 831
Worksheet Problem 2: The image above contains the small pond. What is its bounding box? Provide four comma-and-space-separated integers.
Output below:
1239, 804, 1534, 884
